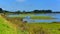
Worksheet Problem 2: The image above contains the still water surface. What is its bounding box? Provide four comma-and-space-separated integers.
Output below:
7, 13, 60, 23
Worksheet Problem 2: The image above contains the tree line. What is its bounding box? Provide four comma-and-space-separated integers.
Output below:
0, 8, 60, 14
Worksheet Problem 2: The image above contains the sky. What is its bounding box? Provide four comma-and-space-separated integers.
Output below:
0, 0, 60, 11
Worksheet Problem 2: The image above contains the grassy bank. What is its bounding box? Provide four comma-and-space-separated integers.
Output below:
1, 14, 60, 34
0, 15, 29, 34
27, 23, 60, 34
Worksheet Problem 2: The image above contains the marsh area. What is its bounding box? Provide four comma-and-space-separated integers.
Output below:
7, 13, 60, 23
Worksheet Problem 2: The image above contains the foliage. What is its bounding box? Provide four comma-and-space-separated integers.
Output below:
0, 15, 29, 34
0, 8, 3, 13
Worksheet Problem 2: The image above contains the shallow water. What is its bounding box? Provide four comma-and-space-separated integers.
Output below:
7, 13, 60, 23
23, 19, 60, 23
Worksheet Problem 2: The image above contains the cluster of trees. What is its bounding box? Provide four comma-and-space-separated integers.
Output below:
0, 8, 60, 14
0, 8, 10, 13
32, 10, 52, 13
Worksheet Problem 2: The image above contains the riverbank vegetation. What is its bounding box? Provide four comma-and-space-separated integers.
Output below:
0, 8, 60, 34
0, 15, 22, 34
19, 14, 53, 19
0, 13, 60, 34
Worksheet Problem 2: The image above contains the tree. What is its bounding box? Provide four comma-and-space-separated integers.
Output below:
0, 8, 2, 11
33, 10, 39, 13
23, 10, 25, 12
15, 10, 21, 14
0, 8, 3, 13
4, 10, 9, 13
32, 10, 52, 13
46, 10, 52, 13
23, 10, 26, 14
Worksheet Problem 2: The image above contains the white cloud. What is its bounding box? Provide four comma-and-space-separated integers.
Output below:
16, 0, 26, 2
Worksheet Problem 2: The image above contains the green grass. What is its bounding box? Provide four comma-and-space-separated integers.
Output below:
27, 23, 60, 34
0, 17, 15, 34
30, 16, 52, 19
1, 17, 60, 34
18, 14, 53, 19
0, 15, 29, 34
1, 14, 60, 34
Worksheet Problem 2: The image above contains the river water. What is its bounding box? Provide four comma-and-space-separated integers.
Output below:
7, 13, 60, 23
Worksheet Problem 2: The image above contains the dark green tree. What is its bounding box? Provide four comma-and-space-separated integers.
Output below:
33, 10, 39, 13
15, 10, 21, 14
23, 10, 26, 14
46, 10, 52, 13
0, 8, 3, 13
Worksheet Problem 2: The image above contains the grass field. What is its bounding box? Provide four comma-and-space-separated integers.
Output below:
0, 14, 60, 34
27, 23, 60, 34
0, 15, 29, 34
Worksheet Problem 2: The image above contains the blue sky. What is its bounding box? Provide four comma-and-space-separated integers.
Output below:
0, 0, 60, 11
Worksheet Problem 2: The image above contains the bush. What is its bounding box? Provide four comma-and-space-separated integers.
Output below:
52, 22, 57, 23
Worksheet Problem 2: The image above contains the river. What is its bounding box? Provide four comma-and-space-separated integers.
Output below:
7, 13, 60, 23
